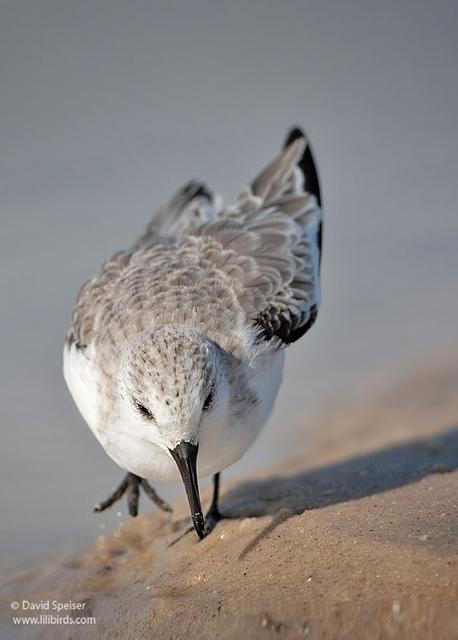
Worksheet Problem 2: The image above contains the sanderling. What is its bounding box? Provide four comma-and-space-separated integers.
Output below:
64, 127, 322, 539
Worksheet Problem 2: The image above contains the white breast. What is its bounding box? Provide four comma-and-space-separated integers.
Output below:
248, 348, 285, 432
196, 348, 285, 477
63, 344, 100, 438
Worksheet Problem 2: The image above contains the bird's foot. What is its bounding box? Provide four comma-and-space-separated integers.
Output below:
169, 504, 225, 546
203, 504, 223, 537
93, 473, 172, 517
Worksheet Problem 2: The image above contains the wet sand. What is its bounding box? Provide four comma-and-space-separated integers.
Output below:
1, 359, 458, 639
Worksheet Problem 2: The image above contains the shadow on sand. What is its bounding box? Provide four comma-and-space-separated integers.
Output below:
220, 426, 458, 558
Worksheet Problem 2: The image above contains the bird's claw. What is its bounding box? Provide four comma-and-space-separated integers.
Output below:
93, 473, 172, 517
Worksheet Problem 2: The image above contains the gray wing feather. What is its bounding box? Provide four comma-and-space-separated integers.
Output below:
190, 130, 322, 345
136, 181, 217, 245
68, 250, 132, 349
68, 181, 218, 349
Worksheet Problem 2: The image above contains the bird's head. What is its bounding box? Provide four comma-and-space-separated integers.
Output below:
119, 325, 229, 538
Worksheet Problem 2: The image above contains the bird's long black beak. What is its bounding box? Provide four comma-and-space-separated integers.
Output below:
169, 441, 205, 539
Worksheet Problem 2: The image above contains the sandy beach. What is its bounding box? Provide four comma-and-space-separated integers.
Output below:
2, 358, 457, 639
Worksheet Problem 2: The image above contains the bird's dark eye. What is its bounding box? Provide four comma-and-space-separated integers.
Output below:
202, 386, 214, 412
134, 399, 154, 421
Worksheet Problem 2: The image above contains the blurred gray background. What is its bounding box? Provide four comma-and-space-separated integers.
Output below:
1, 0, 457, 564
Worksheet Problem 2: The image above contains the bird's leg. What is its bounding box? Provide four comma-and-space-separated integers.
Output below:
94, 472, 172, 516
203, 472, 223, 535
126, 473, 140, 516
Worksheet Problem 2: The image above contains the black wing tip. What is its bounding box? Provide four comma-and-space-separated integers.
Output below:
284, 125, 321, 207
180, 180, 213, 202
284, 126, 306, 147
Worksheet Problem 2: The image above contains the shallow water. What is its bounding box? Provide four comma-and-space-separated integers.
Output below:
1, 1, 457, 565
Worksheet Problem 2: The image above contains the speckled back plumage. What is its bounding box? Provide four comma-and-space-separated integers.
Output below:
68, 134, 322, 364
